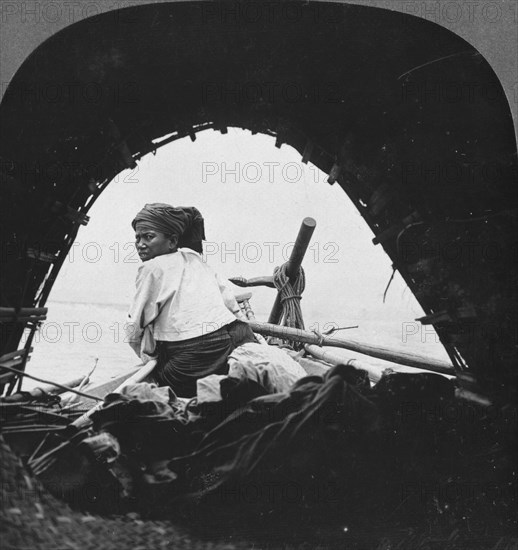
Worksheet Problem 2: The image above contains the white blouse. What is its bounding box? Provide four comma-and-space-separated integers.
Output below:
125, 248, 241, 362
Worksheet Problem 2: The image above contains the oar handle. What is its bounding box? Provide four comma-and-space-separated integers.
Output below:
268, 217, 316, 324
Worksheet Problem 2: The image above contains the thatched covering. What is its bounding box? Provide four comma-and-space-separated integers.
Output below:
0, 2, 516, 397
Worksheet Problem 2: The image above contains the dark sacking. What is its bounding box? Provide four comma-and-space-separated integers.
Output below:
8, 368, 514, 535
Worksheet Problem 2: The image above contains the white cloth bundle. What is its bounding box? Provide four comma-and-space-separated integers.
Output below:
197, 343, 307, 403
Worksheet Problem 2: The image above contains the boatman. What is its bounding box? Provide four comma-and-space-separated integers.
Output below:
125, 203, 256, 397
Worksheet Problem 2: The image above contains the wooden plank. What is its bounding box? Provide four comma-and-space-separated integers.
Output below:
0, 308, 47, 323
27, 248, 57, 263
0, 357, 27, 370
0, 348, 32, 385
0, 315, 47, 324
0, 348, 32, 363
327, 163, 341, 185
0, 308, 47, 317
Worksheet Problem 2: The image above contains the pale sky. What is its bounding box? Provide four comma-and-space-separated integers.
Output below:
51, 128, 425, 327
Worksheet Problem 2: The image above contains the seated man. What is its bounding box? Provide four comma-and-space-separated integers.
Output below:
125, 202, 256, 397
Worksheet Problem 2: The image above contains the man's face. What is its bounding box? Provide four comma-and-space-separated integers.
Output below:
134, 222, 178, 261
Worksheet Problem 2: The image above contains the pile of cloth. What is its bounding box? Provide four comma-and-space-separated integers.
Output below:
196, 343, 308, 408
29, 343, 466, 522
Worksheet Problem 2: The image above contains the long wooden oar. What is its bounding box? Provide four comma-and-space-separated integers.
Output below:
71, 359, 157, 429
247, 321, 454, 374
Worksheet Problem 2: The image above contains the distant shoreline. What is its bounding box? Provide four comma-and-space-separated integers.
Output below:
48, 299, 128, 308
47, 299, 422, 322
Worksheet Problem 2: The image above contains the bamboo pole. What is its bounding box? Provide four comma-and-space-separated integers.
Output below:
304, 345, 488, 405
304, 344, 454, 383
268, 217, 316, 324
240, 297, 268, 345
71, 359, 157, 429
2, 375, 86, 403
0, 364, 104, 401
247, 320, 455, 374
59, 360, 99, 407
304, 344, 385, 384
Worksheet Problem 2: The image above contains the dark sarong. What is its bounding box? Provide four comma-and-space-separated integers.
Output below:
154, 320, 256, 397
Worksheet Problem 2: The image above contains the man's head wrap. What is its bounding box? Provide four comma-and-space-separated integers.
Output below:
131, 203, 205, 254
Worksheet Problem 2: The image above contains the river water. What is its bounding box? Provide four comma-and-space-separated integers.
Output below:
22, 300, 451, 391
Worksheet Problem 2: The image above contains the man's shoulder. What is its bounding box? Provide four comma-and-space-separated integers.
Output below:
138, 253, 180, 275
179, 248, 208, 266
179, 247, 203, 258
138, 250, 207, 277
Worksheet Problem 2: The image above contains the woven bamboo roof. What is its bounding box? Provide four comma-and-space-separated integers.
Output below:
0, 1, 516, 404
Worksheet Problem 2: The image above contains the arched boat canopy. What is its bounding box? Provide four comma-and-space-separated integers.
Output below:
0, 1, 516, 404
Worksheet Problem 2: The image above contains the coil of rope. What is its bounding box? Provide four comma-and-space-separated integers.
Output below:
272, 262, 306, 332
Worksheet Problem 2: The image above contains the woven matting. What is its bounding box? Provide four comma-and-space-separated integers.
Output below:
0, 436, 255, 550
2, 435, 516, 549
